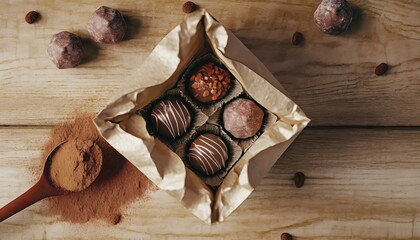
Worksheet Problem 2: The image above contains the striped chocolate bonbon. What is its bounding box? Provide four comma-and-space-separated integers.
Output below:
188, 133, 228, 176
151, 98, 192, 139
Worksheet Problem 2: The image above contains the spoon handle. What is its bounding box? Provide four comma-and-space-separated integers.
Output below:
0, 177, 53, 222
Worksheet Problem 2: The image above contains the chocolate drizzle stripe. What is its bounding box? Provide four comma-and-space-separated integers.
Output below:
169, 100, 183, 137
189, 144, 217, 175
201, 135, 227, 167
188, 153, 211, 174
152, 107, 176, 138
199, 140, 222, 170
170, 101, 183, 135
177, 100, 190, 133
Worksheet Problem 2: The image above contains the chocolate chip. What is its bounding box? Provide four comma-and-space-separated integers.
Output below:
294, 172, 305, 188
182, 1, 197, 13
375, 63, 388, 76
281, 232, 293, 240
25, 11, 40, 24
292, 32, 303, 45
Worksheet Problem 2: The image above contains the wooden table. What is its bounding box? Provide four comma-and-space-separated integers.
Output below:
1, 0, 419, 239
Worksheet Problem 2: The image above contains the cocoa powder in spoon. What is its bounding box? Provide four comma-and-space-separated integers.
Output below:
38, 114, 155, 224
49, 139, 102, 192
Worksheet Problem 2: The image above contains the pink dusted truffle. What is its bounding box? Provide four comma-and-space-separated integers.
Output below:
87, 6, 127, 44
314, 0, 353, 35
223, 98, 264, 139
47, 31, 84, 69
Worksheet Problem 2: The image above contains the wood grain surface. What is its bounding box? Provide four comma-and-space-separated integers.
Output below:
1, 0, 420, 239
1, 128, 420, 239
0, 0, 419, 126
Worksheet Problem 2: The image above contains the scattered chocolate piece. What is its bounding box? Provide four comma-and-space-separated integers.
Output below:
223, 98, 264, 139
188, 133, 228, 176
281, 232, 293, 240
182, 1, 197, 13
292, 32, 303, 45
47, 31, 84, 69
314, 0, 353, 35
25, 11, 40, 24
111, 214, 122, 225
375, 63, 388, 76
294, 172, 305, 188
188, 62, 232, 103
87, 6, 127, 44
151, 98, 192, 139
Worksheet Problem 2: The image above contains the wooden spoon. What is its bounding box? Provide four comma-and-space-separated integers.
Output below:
0, 141, 98, 222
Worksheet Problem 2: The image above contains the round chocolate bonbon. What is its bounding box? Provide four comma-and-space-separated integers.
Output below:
151, 98, 192, 139
223, 98, 264, 139
313, 0, 353, 35
188, 133, 228, 176
187, 62, 232, 103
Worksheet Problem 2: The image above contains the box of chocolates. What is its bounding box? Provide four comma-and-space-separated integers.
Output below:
138, 54, 277, 187
95, 9, 309, 223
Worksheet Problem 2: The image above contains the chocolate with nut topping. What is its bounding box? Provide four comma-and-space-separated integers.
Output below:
187, 62, 232, 103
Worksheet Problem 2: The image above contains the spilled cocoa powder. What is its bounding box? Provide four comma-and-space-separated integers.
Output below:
38, 114, 155, 224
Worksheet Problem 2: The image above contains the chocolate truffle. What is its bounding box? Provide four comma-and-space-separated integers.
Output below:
47, 31, 84, 69
187, 62, 232, 103
151, 98, 192, 139
188, 133, 228, 176
87, 6, 127, 44
314, 0, 353, 35
223, 98, 264, 139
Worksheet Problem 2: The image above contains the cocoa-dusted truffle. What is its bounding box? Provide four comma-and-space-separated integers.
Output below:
188, 133, 228, 176
47, 31, 84, 69
187, 62, 232, 103
223, 98, 264, 139
314, 0, 353, 35
151, 98, 192, 139
87, 6, 127, 43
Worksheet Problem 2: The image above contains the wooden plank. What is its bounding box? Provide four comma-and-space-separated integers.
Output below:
0, 0, 182, 126
0, 0, 419, 126
234, 0, 420, 126
1, 127, 419, 239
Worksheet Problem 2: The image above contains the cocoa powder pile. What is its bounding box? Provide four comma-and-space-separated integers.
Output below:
49, 139, 102, 192
39, 114, 155, 224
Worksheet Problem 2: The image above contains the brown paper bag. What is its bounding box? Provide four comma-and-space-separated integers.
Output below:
94, 8, 310, 224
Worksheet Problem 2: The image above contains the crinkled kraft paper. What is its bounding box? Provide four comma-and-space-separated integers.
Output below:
94, 8, 310, 224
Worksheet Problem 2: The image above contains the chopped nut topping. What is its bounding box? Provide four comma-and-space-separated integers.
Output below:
188, 62, 232, 102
